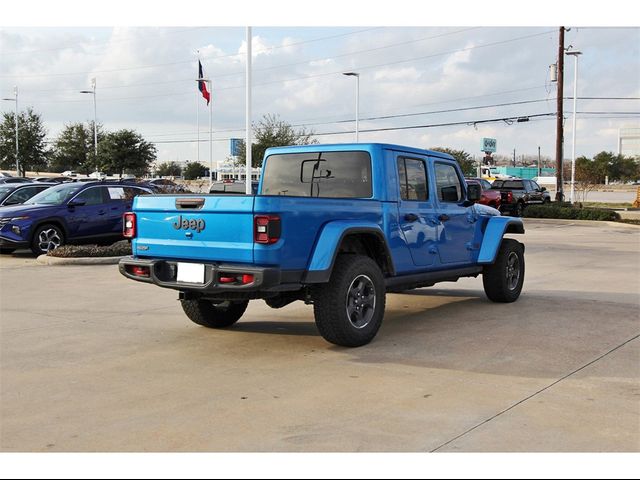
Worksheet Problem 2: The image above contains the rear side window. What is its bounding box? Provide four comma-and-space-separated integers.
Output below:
434, 163, 463, 203
74, 187, 106, 205
261, 151, 372, 198
397, 157, 428, 201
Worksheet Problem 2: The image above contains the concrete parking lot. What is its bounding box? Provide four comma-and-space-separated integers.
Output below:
0, 219, 638, 452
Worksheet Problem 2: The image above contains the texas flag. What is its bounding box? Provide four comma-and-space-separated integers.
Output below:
198, 60, 211, 105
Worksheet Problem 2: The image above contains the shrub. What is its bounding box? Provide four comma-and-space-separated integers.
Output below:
523, 204, 620, 221
47, 240, 132, 258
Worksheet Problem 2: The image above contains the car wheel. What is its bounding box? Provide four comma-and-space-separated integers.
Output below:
515, 202, 525, 217
31, 224, 65, 255
543, 197, 551, 204
181, 298, 249, 328
0, 248, 16, 254
482, 238, 525, 303
312, 254, 386, 347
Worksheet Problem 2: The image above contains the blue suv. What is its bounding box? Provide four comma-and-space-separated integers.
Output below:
0, 181, 151, 255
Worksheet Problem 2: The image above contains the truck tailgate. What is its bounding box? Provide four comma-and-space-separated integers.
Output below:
132, 195, 255, 263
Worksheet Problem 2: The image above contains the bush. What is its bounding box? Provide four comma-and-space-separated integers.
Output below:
523, 204, 620, 221
47, 240, 132, 258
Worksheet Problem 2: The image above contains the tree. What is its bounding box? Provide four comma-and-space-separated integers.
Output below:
155, 161, 182, 177
574, 156, 601, 202
50, 121, 103, 174
98, 129, 156, 177
234, 114, 317, 168
183, 161, 207, 180
0, 108, 48, 175
430, 147, 476, 176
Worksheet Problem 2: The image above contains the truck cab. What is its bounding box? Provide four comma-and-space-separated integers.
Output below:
120, 143, 525, 347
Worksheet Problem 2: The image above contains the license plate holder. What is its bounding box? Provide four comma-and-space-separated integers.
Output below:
177, 262, 205, 284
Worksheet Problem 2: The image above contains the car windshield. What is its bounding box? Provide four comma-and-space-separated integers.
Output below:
24, 183, 85, 205
0, 185, 15, 196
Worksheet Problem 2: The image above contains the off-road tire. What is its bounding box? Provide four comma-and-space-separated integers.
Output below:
483, 238, 525, 303
30, 224, 65, 255
181, 299, 249, 328
312, 254, 385, 347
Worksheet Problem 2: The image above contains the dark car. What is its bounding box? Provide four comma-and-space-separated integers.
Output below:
491, 178, 551, 216
209, 181, 259, 195
465, 177, 501, 210
0, 183, 55, 207
0, 177, 32, 184
32, 176, 72, 183
147, 178, 188, 193
0, 181, 151, 255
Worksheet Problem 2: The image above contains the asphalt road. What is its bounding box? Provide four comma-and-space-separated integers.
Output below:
0, 219, 638, 452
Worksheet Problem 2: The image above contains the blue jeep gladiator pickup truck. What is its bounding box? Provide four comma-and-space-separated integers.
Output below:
119, 143, 525, 347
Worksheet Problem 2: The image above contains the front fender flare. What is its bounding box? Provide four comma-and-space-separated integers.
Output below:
477, 216, 525, 264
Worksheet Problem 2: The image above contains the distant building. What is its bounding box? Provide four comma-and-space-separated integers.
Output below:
213, 160, 260, 181
618, 127, 640, 159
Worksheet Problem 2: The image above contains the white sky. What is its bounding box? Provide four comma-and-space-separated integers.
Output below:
1, 1, 639, 167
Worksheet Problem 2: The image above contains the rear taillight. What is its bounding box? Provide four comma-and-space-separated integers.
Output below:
254, 215, 281, 244
507, 192, 513, 203
123, 212, 136, 238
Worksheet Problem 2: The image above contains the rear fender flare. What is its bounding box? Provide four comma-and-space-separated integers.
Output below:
304, 221, 393, 283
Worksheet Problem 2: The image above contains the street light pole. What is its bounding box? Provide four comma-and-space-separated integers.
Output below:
342, 72, 360, 142
80, 78, 98, 177
2, 87, 19, 176
566, 50, 582, 204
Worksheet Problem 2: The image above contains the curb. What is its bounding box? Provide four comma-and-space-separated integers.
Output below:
522, 218, 640, 228
36, 255, 125, 266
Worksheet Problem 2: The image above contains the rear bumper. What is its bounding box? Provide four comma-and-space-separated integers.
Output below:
118, 256, 303, 294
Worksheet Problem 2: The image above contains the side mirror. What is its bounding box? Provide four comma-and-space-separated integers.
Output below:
67, 199, 86, 207
540, 187, 547, 192
467, 183, 481, 203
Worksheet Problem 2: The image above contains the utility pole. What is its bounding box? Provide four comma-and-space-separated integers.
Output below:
538, 146, 542, 177
555, 26, 565, 202
513, 148, 516, 167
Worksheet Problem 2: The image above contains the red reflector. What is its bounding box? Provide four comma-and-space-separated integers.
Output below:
123, 212, 136, 238
219, 276, 236, 283
130, 265, 149, 277
241, 274, 254, 284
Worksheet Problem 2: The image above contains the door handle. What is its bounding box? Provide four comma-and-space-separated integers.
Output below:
438, 214, 450, 222
404, 213, 419, 222
98, 210, 106, 215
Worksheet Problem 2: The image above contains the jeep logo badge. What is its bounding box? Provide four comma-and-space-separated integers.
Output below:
173, 215, 205, 233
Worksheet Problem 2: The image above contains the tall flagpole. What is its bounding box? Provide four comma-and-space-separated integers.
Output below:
245, 26, 252, 194
196, 53, 200, 166
209, 79, 213, 189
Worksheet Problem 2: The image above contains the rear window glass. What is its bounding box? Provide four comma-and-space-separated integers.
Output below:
492, 180, 524, 189
261, 151, 372, 198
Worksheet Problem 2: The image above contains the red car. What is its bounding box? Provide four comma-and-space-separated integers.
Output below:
465, 177, 501, 210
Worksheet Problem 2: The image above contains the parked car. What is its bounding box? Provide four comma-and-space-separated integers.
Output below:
147, 178, 188, 193
491, 178, 551, 217
61, 170, 80, 178
0, 177, 33, 184
0, 183, 55, 207
120, 143, 525, 347
209, 181, 259, 195
0, 181, 152, 255
465, 177, 501, 210
32, 176, 72, 183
